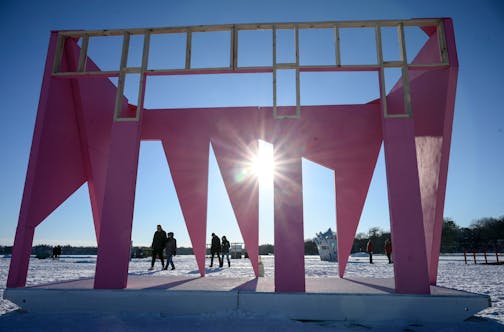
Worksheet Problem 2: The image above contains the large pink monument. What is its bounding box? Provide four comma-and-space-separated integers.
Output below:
8, 19, 458, 295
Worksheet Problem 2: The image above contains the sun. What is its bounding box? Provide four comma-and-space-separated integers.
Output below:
251, 141, 275, 183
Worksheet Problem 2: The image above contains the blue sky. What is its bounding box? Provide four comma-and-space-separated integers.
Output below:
0, 0, 503, 247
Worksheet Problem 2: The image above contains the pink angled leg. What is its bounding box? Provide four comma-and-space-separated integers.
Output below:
94, 121, 141, 289
7, 225, 35, 288
211, 110, 259, 276
143, 109, 211, 277
383, 118, 430, 294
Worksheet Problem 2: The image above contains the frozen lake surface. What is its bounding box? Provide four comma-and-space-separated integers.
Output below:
1, 254, 503, 331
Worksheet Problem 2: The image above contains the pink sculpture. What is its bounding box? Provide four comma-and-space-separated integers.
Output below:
7, 19, 457, 294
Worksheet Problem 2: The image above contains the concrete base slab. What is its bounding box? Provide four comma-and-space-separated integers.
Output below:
4, 276, 490, 323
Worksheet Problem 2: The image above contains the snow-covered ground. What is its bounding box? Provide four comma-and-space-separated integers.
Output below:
1, 254, 503, 331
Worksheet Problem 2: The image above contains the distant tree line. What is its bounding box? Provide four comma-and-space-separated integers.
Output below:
0, 245, 99, 256
441, 216, 504, 252
258, 242, 319, 256
351, 216, 504, 254
0, 245, 195, 257
1, 216, 502, 256
352, 227, 392, 254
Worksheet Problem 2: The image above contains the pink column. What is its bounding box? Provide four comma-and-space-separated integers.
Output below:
383, 118, 430, 294
426, 19, 459, 284
273, 144, 305, 292
7, 226, 35, 288
7, 32, 87, 288
7, 32, 60, 288
94, 120, 141, 289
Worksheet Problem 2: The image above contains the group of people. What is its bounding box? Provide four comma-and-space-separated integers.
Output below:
51, 245, 62, 259
150, 226, 390, 268
149, 226, 233, 270
366, 238, 393, 264
210, 233, 231, 268
149, 225, 177, 271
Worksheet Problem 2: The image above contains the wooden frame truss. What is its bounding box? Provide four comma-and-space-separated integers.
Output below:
52, 19, 450, 121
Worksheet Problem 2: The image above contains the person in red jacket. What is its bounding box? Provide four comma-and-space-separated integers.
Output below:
366, 239, 375, 264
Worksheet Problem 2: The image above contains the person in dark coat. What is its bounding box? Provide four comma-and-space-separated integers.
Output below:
52, 245, 61, 259
385, 239, 393, 264
366, 239, 375, 264
209, 233, 222, 267
221, 235, 231, 268
164, 232, 177, 270
149, 225, 167, 270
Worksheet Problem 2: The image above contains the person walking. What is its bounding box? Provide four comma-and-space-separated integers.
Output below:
209, 233, 222, 267
385, 239, 393, 264
149, 225, 167, 270
52, 245, 61, 259
164, 232, 177, 270
366, 239, 375, 264
221, 235, 231, 268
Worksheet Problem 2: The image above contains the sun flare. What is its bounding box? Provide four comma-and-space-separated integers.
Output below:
251, 142, 275, 183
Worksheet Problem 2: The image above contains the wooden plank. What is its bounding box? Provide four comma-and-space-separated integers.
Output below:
53, 70, 121, 78
375, 25, 389, 118
295, 27, 300, 118
77, 35, 89, 72
124, 67, 142, 74
272, 25, 277, 118
275, 63, 298, 69
57, 63, 449, 77
299, 65, 381, 72
437, 22, 449, 65
113, 32, 130, 122
185, 31, 192, 70
135, 31, 151, 121
384, 113, 411, 119
52, 34, 65, 74
142, 32, 151, 77
398, 23, 412, 117
383, 61, 403, 67
375, 26, 383, 69
114, 117, 143, 123
231, 26, 238, 69
57, 19, 443, 38
144, 67, 273, 76
55, 64, 410, 77
334, 27, 341, 66
51, 17, 450, 122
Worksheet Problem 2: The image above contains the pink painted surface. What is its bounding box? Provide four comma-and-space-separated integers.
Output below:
382, 118, 430, 294
210, 109, 260, 276
298, 105, 382, 277
65, 41, 117, 241
386, 19, 458, 286
7, 33, 86, 287
273, 138, 305, 292
8, 19, 458, 295
162, 133, 209, 277
6, 225, 35, 288
143, 109, 211, 277
94, 120, 142, 289
428, 19, 459, 284
142, 108, 262, 277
